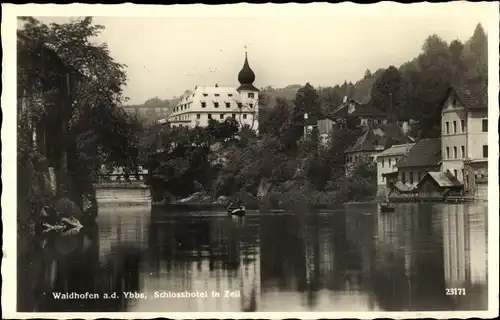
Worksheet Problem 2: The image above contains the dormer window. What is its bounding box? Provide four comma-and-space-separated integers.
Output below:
237, 102, 243, 109
214, 102, 219, 108
248, 92, 255, 98
225, 102, 231, 108
201, 102, 206, 108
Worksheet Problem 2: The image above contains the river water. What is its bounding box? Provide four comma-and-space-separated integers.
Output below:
18, 203, 488, 312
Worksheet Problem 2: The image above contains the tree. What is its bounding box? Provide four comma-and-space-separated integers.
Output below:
364, 69, 372, 79
260, 97, 291, 137
370, 66, 408, 121
18, 17, 142, 175
205, 117, 239, 142
461, 23, 488, 83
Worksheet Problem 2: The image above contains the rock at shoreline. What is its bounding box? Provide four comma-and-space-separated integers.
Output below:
54, 197, 83, 219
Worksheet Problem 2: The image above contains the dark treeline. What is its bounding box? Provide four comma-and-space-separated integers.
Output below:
259, 23, 487, 139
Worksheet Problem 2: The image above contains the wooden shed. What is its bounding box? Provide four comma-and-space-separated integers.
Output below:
416, 171, 463, 200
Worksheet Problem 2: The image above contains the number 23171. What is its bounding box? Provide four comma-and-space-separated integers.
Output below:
446, 288, 466, 295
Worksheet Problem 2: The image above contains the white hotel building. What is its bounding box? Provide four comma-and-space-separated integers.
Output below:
166, 52, 259, 131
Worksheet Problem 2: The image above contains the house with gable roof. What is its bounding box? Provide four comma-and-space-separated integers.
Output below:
329, 97, 388, 129
395, 138, 442, 189
440, 81, 488, 198
375, 143, 415, 196
344, 122, 411, 176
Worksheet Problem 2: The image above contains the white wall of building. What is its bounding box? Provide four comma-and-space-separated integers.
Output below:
167, 86, 258, 130
441, 94, 488, 183
467, 109, 488, 161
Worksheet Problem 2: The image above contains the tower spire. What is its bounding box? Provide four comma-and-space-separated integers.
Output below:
237, 48, 258, 92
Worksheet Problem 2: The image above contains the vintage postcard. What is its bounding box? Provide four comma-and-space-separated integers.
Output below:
2, 3, 499, 319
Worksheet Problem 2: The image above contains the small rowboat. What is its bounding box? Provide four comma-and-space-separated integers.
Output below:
379, 203, 396, 213
227, 206, 246, 217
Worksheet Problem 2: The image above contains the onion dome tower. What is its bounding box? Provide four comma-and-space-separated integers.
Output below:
237, 51, 259, 92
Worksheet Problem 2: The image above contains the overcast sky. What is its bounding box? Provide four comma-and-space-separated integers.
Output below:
24, 3, 493, 104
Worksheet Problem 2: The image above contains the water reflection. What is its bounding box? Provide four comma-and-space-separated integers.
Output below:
18, 203, 488, 312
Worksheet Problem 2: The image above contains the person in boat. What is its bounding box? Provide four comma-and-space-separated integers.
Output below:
227, 198, 243, 211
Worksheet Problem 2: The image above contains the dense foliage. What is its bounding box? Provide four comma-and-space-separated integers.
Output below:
18, 17, 144, 176
147, 84, 375, 206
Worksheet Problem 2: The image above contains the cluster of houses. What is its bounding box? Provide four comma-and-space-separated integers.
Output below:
306, 81, 489, 202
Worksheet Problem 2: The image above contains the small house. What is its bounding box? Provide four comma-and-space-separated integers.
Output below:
416, 171, 463, 200
396, 138, 442, 188
376, 143, 415, 196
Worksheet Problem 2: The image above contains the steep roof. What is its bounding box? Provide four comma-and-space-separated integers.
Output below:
396, 138, 441, 168
349, 102, 387, 117
330, 99, 387, 119
417, 171, 463, 188
345, 123, 410, 153
451, 81, 487, 110
329, 99, 362, 118
377, 143, 415, 158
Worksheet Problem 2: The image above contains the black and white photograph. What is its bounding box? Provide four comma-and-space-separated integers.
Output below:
1, 3, 499, 319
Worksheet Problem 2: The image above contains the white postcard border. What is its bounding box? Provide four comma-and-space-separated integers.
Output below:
2, 3, 499, 319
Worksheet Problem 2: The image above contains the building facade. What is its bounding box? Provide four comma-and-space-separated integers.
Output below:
375, 143, 414, 195
395, 138, 442, 188
167, 52, 259, 131
440, 82, 488, 189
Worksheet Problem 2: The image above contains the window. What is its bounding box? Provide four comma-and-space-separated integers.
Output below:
410, 172, 414, 184
214, 102, 219, 108
220, 114, 224, 120
214, 93, 220, 97
461, 169, 465, 182
402, 172, 406, 184
237, 102, 243, 109
482, 119, 488, 132
203, 93, 208, 97
389, 158, 392, 167
225, 102, 231, 108
461, 120, 465, 132
201, 102, 206, 108
417, 172, 421, 182
453, 121, 457, 133
461, 146, 465, 158
248, 92, 255, 98
243, 114, 247, 119
445, 121, 450, 134
228, 93, 233, 97
208, 114, 212, 119
453, 169, 458, 178
232, 114, 236, 118
446, 147, 450, 159
382, 159, 385, 168
453, 146, 457, 159
483, 145, 488, 158
196, 114, 200, 119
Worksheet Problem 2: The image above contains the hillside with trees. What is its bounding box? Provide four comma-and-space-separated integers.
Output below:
147, 23, 488, 207
260, 23, 487, 138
